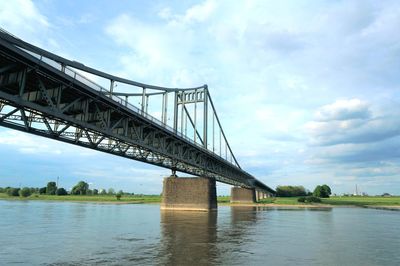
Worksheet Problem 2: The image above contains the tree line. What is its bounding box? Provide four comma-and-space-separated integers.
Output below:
0, 180, 129, 199
275, 184, 332, 198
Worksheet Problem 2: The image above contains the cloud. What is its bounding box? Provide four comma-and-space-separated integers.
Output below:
159, 0, 217, 25
306, 99, 400, 146
0, 129, 98, 156
0, 130, 62, 155
315, 99, 371, 121
0, 0, 49, 37
105, 14, 207, 87
309, 137, 400, 164
101, 1, 400, 195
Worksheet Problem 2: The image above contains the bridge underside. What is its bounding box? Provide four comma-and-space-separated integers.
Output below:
0, 29, 276, 197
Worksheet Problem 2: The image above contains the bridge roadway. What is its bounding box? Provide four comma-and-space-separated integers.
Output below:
0, 29, 275, 197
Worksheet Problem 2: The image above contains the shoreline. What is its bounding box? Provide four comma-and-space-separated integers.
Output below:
1, 198, 399, 210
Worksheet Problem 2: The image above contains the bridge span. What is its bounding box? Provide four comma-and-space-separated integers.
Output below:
0, 29, 274, 210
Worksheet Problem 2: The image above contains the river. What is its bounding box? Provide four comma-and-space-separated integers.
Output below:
0, 200, 399, 265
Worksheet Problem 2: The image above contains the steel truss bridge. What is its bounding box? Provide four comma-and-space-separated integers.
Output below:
0, 29, 274, 194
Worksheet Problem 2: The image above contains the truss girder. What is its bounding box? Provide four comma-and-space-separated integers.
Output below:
0, 32, 275, 194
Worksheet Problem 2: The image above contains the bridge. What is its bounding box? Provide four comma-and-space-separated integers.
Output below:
0, 29, 274, 210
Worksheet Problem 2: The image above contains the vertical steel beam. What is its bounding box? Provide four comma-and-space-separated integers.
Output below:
110, 80, 114, 95
161, 92, 165, 123
194, 89, 197, 143
184, 106, 187, 136
145, 95, 149, 113
180, 92, 184, 135
225, 139, 228, 160
212, 112, 215, 152
173, 91, 178, 132
203, 85, 208, 148
18, 69, 26, 96
163, 92, 168, 124
56, 85, 63, 109
141, 87, 146, 113
219, 130, 222, 156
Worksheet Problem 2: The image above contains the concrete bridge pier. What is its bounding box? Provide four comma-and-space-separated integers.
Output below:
255, 190, 263, 201
161, 176, 217, 211
230, 187, 256, 203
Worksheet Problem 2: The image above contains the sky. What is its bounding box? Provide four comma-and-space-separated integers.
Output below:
0, 0, 400, 195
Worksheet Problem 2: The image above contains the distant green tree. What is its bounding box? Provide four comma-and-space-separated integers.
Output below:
7, 188, 20, 196
71, 181, 89, 195
19, 187, 32, 197
0, 187, 4, 193
298, 196, 321, 203
39, 187, 47, 194
46, 182, 57, 195
313, 184, 331, 198
276, 186, 307, 197
322, 185, 331, 196
29, 187, 38, 194
116, 191, 122, 200
100, 189, 107, 195
56, 188, 68, 195
108, 188, 115, 195
93, 189, 98, 195
313, 185, 323, 197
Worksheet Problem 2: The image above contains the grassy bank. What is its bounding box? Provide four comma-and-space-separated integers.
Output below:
0, 193, 231, 204
258, 196, 400, 206
1, 193, 399, 206
0, 193, 161, 203
322, 196, 400, 206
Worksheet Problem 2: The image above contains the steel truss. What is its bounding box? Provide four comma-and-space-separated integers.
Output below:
0, 28, 275, 194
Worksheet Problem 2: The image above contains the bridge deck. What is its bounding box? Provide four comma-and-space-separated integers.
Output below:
0, 29, 275, 194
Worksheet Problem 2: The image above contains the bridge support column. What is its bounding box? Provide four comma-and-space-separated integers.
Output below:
255, 190, 263, 202
161, 177, 217, 211
230, 187, 256, 203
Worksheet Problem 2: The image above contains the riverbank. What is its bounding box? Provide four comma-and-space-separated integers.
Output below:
0, 193, 161, 204
1, 193, 399, 209
257, 196, 400, 211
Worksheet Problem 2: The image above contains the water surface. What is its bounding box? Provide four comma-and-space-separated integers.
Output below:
0, 201, 399, 265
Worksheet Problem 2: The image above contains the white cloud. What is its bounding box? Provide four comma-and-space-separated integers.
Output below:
0, 0, 48, 37
306, 99, 400, 146
315, 99, 371, 121
0, 129, 98, 156
163, 0, 217, 25
0, 130, 62, 155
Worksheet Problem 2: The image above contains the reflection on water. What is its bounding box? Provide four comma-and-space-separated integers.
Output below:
0, 201, 399, 266
157, 207, 264, 265
230, 206, 258, 224
158, 211, 218, 265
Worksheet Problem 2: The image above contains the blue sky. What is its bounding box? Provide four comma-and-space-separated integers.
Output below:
0, 0, 400, 195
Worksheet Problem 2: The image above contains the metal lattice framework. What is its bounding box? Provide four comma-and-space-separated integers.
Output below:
0, 29, 275, 194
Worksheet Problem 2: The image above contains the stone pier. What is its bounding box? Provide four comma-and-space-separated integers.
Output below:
230, 187, 256, 203
256, 191, 270, 201
161, 176, 217, 211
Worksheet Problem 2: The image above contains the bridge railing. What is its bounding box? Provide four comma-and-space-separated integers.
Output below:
0, 28, 278, 194
25, 49, 233, 165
